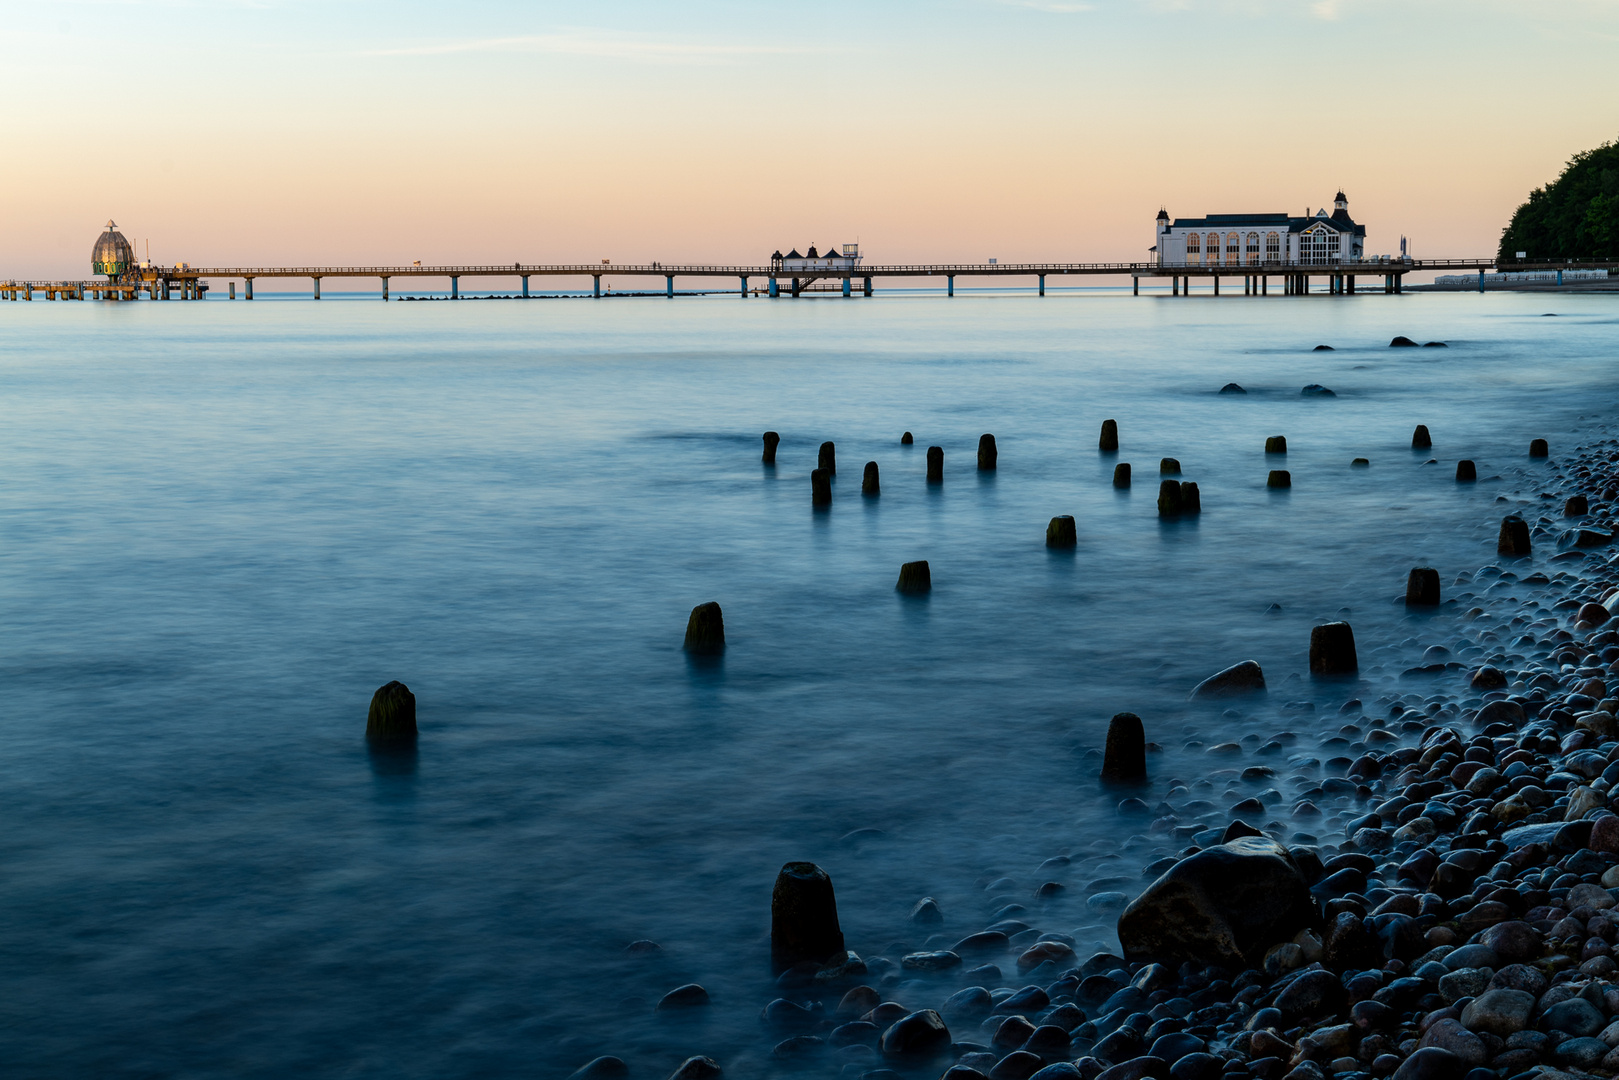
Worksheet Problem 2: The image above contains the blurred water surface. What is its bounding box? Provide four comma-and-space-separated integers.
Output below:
0, 290, 1614, 1077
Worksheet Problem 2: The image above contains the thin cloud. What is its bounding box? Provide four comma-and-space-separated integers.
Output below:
363, 31, 822, 62
997, 0, 1097, 11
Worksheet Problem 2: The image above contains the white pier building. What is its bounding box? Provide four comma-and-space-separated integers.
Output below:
1153, 193, 1366, 267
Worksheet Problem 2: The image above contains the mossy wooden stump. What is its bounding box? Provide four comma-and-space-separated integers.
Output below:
1046, 515, 1077, 548
1412, 425, 1432, 449
818, 441, 836, 474
366, 681, 417, 742
1113, 463, 1131, 488
1099, 419, 1118, 453
1157, 479, 1182, 517
762, 431, 780, 465
862, 461, 880, 496
1406, 567, 1440, 606
1268, 470, 1291, 489
811, 468, 831, 506
977, 434, 997, 470
1310, 622, 1358, 676
926, 446, 943, 483
1265, 436, 1287, 454
1101, 712, 1145, 782
771, 861, 845, 972
1456, 460, 1476, 482
684, 602, 726, 654
1498, 515, 1531, 555
896, 560, 931, 594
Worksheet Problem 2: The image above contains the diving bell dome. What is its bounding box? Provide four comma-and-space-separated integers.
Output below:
91, 220, 134, 278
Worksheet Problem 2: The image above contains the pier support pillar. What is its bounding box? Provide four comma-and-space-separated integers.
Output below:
313, 277, 321, 300
246, 278, 254, 300
863, 276, 871, 297
792, 277, 801, 298
382, 277, 390, 301
1558, 269, 1564, 286
769, 276, 779, 298
1132, 276, 1138, 296
593, 275, 600, 298
451, 276, 459, 300
1213, 276, 1220, 296
1172, 276, 1179, 296
1478, 268, 1485, 293
1348, 275, 1355, 294
1038, 273, 1045, 296
947, 274, 954, 297
665, 275, 674, 298
842, 277, 850, 297
229, 282, 236, 300
522, 275, 529, 298
741, 275, 748, 298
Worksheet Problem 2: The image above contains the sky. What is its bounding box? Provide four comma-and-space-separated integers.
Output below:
2, 0, 1618, 278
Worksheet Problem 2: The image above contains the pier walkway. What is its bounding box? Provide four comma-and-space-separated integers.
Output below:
4, 258, 1614, 301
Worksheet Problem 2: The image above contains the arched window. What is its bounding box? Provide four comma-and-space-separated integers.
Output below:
1208, 234, 1221, 265
1265, 232, 1281, 263
1225, 233, 1239, 266
1246, 232, 1260, 266
1185, 231, 1200, 266
1302, 225, 1334, 265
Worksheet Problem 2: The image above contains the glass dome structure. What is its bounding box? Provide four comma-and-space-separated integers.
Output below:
91, 220, 134, 278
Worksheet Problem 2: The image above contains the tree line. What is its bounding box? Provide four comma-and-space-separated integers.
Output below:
1498, 138, 1619, 262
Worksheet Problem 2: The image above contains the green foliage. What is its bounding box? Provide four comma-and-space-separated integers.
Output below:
1498, 139, 1619, 262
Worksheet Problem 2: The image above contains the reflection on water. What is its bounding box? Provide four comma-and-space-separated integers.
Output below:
0, 292, 1613, 1077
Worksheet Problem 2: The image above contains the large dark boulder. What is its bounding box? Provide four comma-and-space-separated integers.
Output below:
881, 1009, 951, 1056
1116, 837, 1317, 967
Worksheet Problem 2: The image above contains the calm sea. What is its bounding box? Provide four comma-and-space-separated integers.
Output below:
0, 288, 1613, 1077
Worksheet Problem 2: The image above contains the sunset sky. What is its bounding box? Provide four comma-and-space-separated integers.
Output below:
3, 0, 1617, 279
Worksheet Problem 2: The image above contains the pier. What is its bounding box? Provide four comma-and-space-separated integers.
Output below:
5, 258, 1615, 302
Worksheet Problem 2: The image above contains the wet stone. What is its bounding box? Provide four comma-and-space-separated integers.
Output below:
665, 1057, 721, 1080
657, 983, 710, 1011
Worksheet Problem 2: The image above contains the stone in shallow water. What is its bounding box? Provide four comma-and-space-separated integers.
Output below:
881, 1009, 951, 1056
1189, 661, 1266, 700
666, 1057, 722, 1080
902, 950, 961, 971
656, 983, 710, 1011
